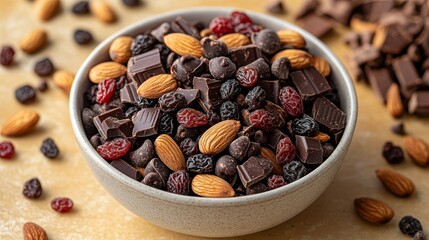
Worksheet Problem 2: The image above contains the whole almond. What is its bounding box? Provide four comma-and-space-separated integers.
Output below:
375, 168, 415, 197
200, 28, 212, 38
404, 136, 429, 166
199, 120, 241, 155
276, 29, 306, 49
192, 174, 235, 197
219, 33, 251, 48
311, 132, 330, 142
109, 36, 133, 63
1, 110, 40, 137
260, 147, 283, 175
90, 0, 116, 23
154, 134, 185, 171
53, 70, 74, 94
354, 197, 394, 224
137, 74, 177, 99
312, 56, 331, 77
386, 83, 404, 118
164, 33, 203, 58
88, 61, 127, 83
271, 49, 312, 69
23, 222, 48, 240
19, 28, 48, 54
34, 0, 60, 21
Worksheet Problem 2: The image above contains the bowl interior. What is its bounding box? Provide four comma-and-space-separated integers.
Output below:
70, 7, 357, 206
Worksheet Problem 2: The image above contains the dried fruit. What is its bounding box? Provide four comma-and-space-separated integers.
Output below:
73, 29, 93, 45
179, 138, 198, 157
230, 11, 252, 26
71, 1, 89, 15
209, 16, 234, 36
167, 170, 190, 195
34, 0, 60, 21
96, 138, 131, 160
158, 92, 187, 112
220, 79, 241, 100
292, 114, 319, 136
40, 138, 59, 159
89, 0, 116, 23
267, 175, 286, 189
53, 70, 74, 94
414, 231, 427, 240
386, 83, 404, 118
15, 85, 37, 104
235, 23, 262, 38
164, 33, 203, 58
89, 61, 127, 84
158, 113, 175, 136
137, 74, 177, 99
154, 134, 186, 171
96, 78, 116, 104
23, 178, 43, 199
375, 168, 415, 197
403, 136, 429, 166
19, 28, 48, 54
354, 197, 394, 224
399, 216, 423, 236
199, 120, 241, 155
249, 109, 276, 132
109, 36, 133, 63
131, 34, 157, 56
283, 160, 306, 183
34, 57, 54, 76
122, 0, 140, 7
220, 101, 240, 120
51, 197, 74, 213
271, 49, 312, 69
245, 86, 266, 110
277, 137, 296, 166
1, 110, 40, 137
311, 56, 331, 77
0, 141, 15, 159
279, 86, 304, 118
218, 33, 250, 48
277, 29, 306, 49
382, 141, 404, 164
23, 222, 48, 240
191, 174, 235, 197
186, 154, 213, 173
176, 108, 208, 128
235, 66, 259, 87
0, 45, 15, 66
311, 132, 331, 142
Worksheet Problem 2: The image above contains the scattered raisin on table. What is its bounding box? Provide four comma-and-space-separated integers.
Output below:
51, 197, 74, 213
292, 114, 319, 137
267, 175, 286, 190
34, 57, 54, 76
96, 138, 131, 161
158, 92, 187, 112
279, 86, 303, 118
382, 141, 404, 164
167, 170, 190, 195
71, 1, 90, 15
249, 109, 276, 132
73, 29, 93, 45
37, 80, 48, 92
283, 161, 307, 183
414, 231, 427, 240
122, 0, 141, 7
177, 108, 208, 128
220, 101, 240, 120
245, 86, 266, 110
131, 34, 157, 56
0, 141, 15, 159
40, 138, 59, 159
276, 137, 296, 166
23, 178, 42, 199
158, 113, 175, 136
15, 85, 37, 104
186, 154, 213, 173
96, 78, 116, 104
399, 216, 423, 236
0, 45, 15, 66
220, 79, 241, 100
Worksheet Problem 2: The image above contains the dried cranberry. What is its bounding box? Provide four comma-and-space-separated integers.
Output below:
279, 86, 303, 118
236, 66, 259, 87
34, 58, 54, 76
0, 45, 15, 66
209, 16, 234, 36
167, 170, 190, 195
158, 92, 187, 112
51, 197, 73, 213
249, 109, 276, 132
23, 178, 42, 199
40, 138, 59, 159
96, 138, 131, 160
245, 86, 266, 110
230, 11, 252, 26
186, 154, 213, 173
177, 108, 208, 128
0, 141, 15, 159
234, 23, 262, 38
283, 160, 307, 182
96, 78, 116, 104
276, 137, 296, 166
267, 175, 286, 189
15, 85, 37, 104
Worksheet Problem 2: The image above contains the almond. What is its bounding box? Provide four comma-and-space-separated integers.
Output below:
19, 28, 48, 54
53, 70, 74, 94
154, 134, 185, 171
137, 74, 177, 99
88, 61, 127, 83
34, 0, 60, 21
375, 168, 415, 197
89, 0, 116, 23
311, 132, 330, 142
109, 36, 133, 63
276, 29, 306, 49
199, 120, 241, 155
260, 147, 283, 175
403, 136, 429, 166
350, 17, 377, 33
164, 33, 203, 58
191, 174, 235, 197
311, 56, 331, 77
386, 83, 404, 118
219, 33, 250, 48
271, 49, 312, 69
23, 222, 48, 240
354, 197, 394, 224
200, 28, 212, 38
1, 110, 40, 137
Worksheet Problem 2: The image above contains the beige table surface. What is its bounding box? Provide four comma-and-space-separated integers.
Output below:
1, 0, 429, 239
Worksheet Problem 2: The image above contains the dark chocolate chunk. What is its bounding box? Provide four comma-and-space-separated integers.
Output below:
215, 155, 238, 184
333, 130, 344, 145
392, 57, 423, 91
351, 44, 380, 66
297, 14, 334, 38
171, 56, 206, 86
391, 122, 406, 135
247, 58, 271, 79
171, 16, 201, 40
110, 159, 143, 181
295, 135, 323, 165
201, 37, 228, 59
175, 88, 200, 105
99, 117, 133, 139
291, 67, 331, 101
258, 80, 280, 104
120, 83, 140, 104
228, 45, 262, 68
132, 108, 161, 137
246, 142, 261, 158
319, 0, 353, 25
250, 29, 281, 55
373, 24, 412, 55
129, 139, 154, 168
142, 172, 163, 189
365, 67, 393, 103
408, 91, 429, 116
93, 108, 126, 138
82, 107, 97, 136
144, 158, 169, 187
127, 48, 165, 85
237, 156, 273, 188
361, 0, 394, 23
192, 77, 223, 111
151, 23, 171, 43
209, 57, 236, 80
267, 129, 287, 150
271, 57, 291, 80
246, 182, 269, 195
294, 0, 318, 20
416, 24, 429, 56
229, 136, 251, 162
266, 0, 286, 14
312, 96, 346, 133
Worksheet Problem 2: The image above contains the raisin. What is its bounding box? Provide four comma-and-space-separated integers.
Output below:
23, 178, 42, 199
0, 141, 15, 159
122, 0, 140, 7
96, 78, 116, 104
175, 124, 200, 141
131, 34, 157, 56
220, 79, 241, 100
15, 85, 36, 104
40, 138, 59, 159
246, 182, 269, 195
209, 16, 234, 36
37, 80, 48, 92
154, 44, 170, 68
267, 175, 286, 189
208, 112, 221, 126
245, 86, 266, 110
235, 66, 259, 87
180, 138, 199, 157
391, 122, 406, 135
73, 29, 93, 45
230, 11, 253, 26
283, 160, 307, 183
0, 45, 14, 66
115, 75, 128, 90
276, 137, 296, 166
34, 57, 54, 76
167, 170, 190, 195
220, 101, 240, 120
249, 109, 276, 132
85, 85, 98, 104
186, 154, 213, 173
159, 113, 175, 136
399, 216, 423, 236
71, 1, 89, 15
158, 92, 187, 112
51, 197, 74, 213
292, 114, 319, 136
382, 141, 404, 164
137, 97, 156, 108
177, 108, 208, 128
279, 86, 303, 118
97, 138, 131, 161
414, 231, 427, 240
234, 23, 262, 38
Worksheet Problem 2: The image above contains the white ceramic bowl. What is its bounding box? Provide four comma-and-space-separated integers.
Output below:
70, 8, 357, 237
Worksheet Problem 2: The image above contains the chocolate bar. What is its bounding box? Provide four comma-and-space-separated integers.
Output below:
132, 108, 161, 137
291, 67, 331, 101
296, 135, 323, 165
312, 96, 346, 133
237, 156, 273, 188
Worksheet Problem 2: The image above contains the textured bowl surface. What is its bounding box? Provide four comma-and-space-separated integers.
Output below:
70, 8, 357, 237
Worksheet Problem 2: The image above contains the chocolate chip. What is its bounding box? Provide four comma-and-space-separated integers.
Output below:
229, 136, 251, 161
201, 37, 228, 59
171, 56, 206, 86
82, 108, 97, 136
208, 56, 236, 80
15, 85, 36, 104
271, 57, 291, 80
129, 139, 154, 168
251, 29, 281, 55
143, 172, 163, 189
37, 80, 48, 92
391, 122, 406, 135
144, 158, 169, 187
34, 57, 54, 76
73, 29, 93, 45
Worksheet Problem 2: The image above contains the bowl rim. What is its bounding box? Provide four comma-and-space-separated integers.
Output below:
70, 7, 357, 206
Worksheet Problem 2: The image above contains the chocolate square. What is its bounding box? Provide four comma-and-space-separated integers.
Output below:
127, 48, 165, 85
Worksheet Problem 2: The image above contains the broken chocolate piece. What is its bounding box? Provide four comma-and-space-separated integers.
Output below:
267, 128, 287, 150
365, 67, 393, 103
151, 23, 171, 43
294, 0, 318, 20
228, 45, 262, 68
291, 67, 331, 101
266, 0, 286, 14
127, 48, 165, 85
320, 0, 353, 25
193, 77, 223, 111
392, 57, 423, 91
111, 159, 143, 181
361, 0, 395, 23
171, 16, 201, 40
99, 117, 133, 139
408, 91, 429, 116
175, 88, 200, 105
295, 135, 323, 165
237, 156, 273, 188
257, 80, 280, 104
312, 96, 346, 133
373, 24, 413, 55
132, 108, 161, 137
93, 108, 126, 139
120, 83, 140, 104
297, 14, 334, 38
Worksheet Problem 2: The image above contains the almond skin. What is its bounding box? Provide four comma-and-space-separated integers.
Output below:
164, 33, 203, 58
88, 61, 127, 84
23, 222, 48, 240
271, 49, 312, 69
19, 28, 48, 54
53, 70, 74, 94
386, 83, 404, 118
311, 56, 331, 77
354, 197, 394, 224
137, 74, 177, 99
276, 29, 306, 49
34, 0, 60, 21
260, 147, 283, 175
154, 134, 185, 171
311, 132, 331, 142
404, 136, 429, 166
218, 33, 251, 48
1, 110, 40, 137
109, 36, 133, 63
199, 120, 241, 155
192, 174, 235, 197
375, 168, 415, 197
89, 0, 116, 23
